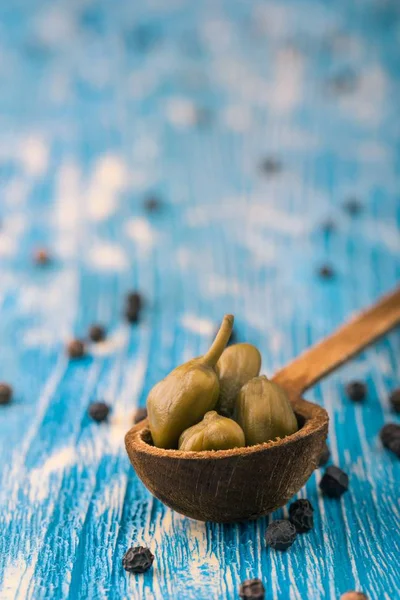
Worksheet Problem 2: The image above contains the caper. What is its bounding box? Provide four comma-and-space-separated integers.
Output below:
178, 411, 245, 451
215, 343, 262, 416
147, 315, 234, 449
235, 375, 298, 446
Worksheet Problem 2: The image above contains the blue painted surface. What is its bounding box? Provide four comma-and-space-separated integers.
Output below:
0, 1, 399, 599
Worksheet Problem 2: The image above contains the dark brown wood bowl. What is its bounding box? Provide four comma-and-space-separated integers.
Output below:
125, 398, 328, 522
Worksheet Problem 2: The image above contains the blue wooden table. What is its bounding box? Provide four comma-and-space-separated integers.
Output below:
0, 1, 399, 599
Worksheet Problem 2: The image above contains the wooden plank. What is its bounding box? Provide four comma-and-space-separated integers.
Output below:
0, 1, 399, 599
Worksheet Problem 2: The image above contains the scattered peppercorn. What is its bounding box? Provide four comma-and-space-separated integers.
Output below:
289, 499, 314, 533
340, 592, 368, 600
124, 291, 143, 324
319, 466, 349, 498
34, 248, 51, 266
143, 195, 162, 213
122, 546, 154, 573
380, 423, 400, 458
265, 520, 297, 551
346, 381, 367, 402
387, 438, 400, 458
124, 305, 140, 324
320, 218, 337, 234
67, 339, 86, 359
328, 70, 358, 94
88, 402, 110, 423
0, 383, 13, 405
343, 198, 363, 216
126, 291, 143, 311
260, 157, 282, 175
318, 264, 335, 279
389, 388, 400, 413
239, 578, 265, 600
88, 324, 106, 343
134, 407, 148, 424
318, 442, 330, 467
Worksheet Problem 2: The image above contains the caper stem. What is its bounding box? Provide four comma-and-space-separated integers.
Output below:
202, 314, 234, 367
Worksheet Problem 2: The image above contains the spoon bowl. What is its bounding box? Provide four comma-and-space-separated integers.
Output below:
125, 287, 400, 522
125, 398, 328, 522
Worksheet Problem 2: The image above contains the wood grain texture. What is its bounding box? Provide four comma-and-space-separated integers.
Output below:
0, 0, 399, 599
274, 287, 400, 399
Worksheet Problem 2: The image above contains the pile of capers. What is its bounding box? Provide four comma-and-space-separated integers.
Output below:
147, 315, 298, 451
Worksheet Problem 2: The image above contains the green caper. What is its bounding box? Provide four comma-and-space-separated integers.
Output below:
178, 411, 245, 451
235, 375, 298, 446
215, 343, 262, 416
147, 315, 234, 449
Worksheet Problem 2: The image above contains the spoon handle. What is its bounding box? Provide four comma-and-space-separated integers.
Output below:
272, 286, 400, 399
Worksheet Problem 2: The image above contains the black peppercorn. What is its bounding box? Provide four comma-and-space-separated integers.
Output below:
319, 466, 349, 498
343, 198, 363, 216
89, 324, 106, 343
88, 402, 110, 423
34, 248, 51, 266
265, 520, 297, 551
386, 437, 400, 458
318, 442, 330, 467
125, 291, 143, 324
389, 388, 400, 413
329, 70, 358, 94
346, 381, 367, 402
380, 423, 399, 444
133, 407, 148, 424
239, 578, 265, 600
289, 499, 314, 533
380, 423, 400, 458
0, 383, 13, 405
122, 546, 154, 573
318, 264, 335, 279
126, 291, 143, 311
67, 339, 86, 359
260, 157, 282, 175
320, 219, 337, 234
143, 195, 162, 213
124, 305, 140, 324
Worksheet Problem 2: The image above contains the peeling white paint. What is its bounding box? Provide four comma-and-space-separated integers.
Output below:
23, 327, 59, 348
19, 135, 49, 177
267, 47, 304, 114
181, 314, 214, 336
86, 154, 128, 221
0, 234, 16, 257
222, 105, 252, 132
28, 447, 77, 502
165, 97, 198, 127
125, 217, 155, 250
87, 242, 128, 271
35, 6, 76, 46
94, 155, 128, 191
1, 557, 36, 600
90, 327, 130, 356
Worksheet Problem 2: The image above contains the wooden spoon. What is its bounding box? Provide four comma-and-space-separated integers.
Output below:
125, 287, 400, 522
